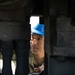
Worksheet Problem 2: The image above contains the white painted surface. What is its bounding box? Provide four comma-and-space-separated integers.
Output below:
0, 59, 16, 74
30, 16, 39, 28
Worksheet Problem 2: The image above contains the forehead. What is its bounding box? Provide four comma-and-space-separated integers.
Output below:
31, 33, 44, 38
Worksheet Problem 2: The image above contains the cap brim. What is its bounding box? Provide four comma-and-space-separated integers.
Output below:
31, 29, 44, 36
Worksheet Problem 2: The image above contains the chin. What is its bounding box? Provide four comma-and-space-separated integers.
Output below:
33, 52, 38, 54
32, 51, 39, 54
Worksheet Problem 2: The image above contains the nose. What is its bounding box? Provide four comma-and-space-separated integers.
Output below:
32, 39, 38, 45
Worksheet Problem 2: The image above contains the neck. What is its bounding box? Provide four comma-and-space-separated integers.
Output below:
34, 51, 44, 64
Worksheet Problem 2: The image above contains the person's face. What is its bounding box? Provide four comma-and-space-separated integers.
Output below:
30, 33, 44, 54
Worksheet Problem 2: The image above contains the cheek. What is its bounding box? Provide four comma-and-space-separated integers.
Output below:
41, 43, 44, 49
39, 42, 44, 48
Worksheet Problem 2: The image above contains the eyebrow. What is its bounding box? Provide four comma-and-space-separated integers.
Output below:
32, 33, 43, 38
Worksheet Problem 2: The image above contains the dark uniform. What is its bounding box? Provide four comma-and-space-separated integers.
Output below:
0, 0, 33, 75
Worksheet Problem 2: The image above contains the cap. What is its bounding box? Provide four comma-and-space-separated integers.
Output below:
31, 24, 44, 36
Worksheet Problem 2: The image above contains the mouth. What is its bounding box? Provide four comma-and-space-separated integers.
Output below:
33, 46, 38, 49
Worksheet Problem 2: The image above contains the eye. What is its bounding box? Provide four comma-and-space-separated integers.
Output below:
37, 37, 41, 40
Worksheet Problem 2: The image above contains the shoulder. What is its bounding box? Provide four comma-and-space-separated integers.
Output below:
29, 52, 37, 65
